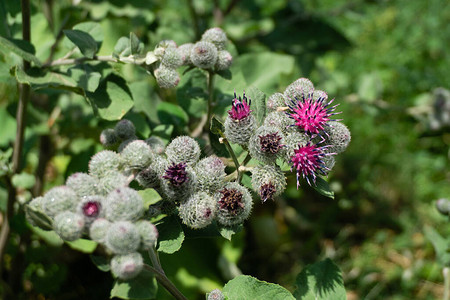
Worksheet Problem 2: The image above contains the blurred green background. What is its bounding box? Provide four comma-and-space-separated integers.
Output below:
1, 0, 450, 299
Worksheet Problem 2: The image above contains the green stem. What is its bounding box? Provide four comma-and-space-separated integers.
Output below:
43, 55, 118, 67
237, 153, 251, 183
206, 71, 215, 132
222, 138, 240, 178
444, 267, 449, 300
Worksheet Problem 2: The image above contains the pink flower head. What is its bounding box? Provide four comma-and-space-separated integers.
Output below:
290, 142, 334, 188
228, 92, 252, 120
287, 93, 340, 135
82, 201, 101, 217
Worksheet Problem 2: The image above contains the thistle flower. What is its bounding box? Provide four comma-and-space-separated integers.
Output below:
287, 94, 340, 135
228, 91, 252, 120
163, 162, 189, 186
248, 126, 285, 164
290, 142, 334, 187
215, 182, 253, 226
224, 92, 257, 145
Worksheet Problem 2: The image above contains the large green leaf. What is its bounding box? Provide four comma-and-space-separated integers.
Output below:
110, 269, 158, 299
246, 86, 266, 125
223, 275, 295, 300
0, 36, 42, 66
176, 69, 208, 118
157, 215, 185, 254
66, 239, 97, 253
293, 258, 346, 300
67, 65, 101, 92
157, 102, 188, 128
424, 225, 450, 266
312, 177, 334, 200
138, 188, 162, 208
63, 29, 98, 59
87, 74, 134, 120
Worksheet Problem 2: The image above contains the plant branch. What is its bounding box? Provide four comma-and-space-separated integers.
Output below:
43, 55, 118, 67
206, 71, 215, 132
221, 137, 241, 179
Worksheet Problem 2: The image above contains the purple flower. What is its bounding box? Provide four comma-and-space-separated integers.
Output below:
259, 182, 276, 202
259, 132, 284, 154
287, 93, 340, 135
163, 162, 188, 186
218, 187, 244, 215
228, 92, 252, 121
82, 201, 101, 218
290, 142, 334, 187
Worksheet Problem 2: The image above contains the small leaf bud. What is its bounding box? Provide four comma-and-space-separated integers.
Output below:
106, 221, 141, 254
178, 192, 217, 229
42, 186, 79, 219
114, 119, 136, 141
266, 93, 288, 112
100, 128, 119, 148
251, 165, 286, 202
215, 182, 253, 226
111, 252, 143, 280
121, 140, 154, 171
104, 187, 145, 221
66, 172, 99, 197
178, 43, 193, 65
154, 66, 180, 89
161, 47, 183, 69
53, 211, 85, 241
284, 78, 314, 100
88, 150, 122, 179
165, 136, 201, 165
325, 121, 351, 153
207, 289, 225, 300
89, 218, 111, 243
201, 28, 228, 50
215, 50, 232, 71
145, 136, 166, 155
135, 220, 158, 249
190, 41, 218, 69
248, 126, 285, 164
195, 156, 226, 193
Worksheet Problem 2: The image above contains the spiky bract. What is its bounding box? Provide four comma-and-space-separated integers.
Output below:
179, 192, 217, 229
215, 182, 253, 226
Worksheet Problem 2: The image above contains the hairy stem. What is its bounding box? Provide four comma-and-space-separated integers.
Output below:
444, 267, 450, 300
206, 71, 215, 132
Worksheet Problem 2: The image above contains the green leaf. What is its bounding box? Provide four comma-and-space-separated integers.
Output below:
73, 22, 103, 48
210, 115, 225, 136
424, 225, 450, 266
90, 255, 110, 272
67, 65, 101, 92
246, 86, 267, 125
11, 172, 35, 189
87, 74, 134, 121
129, 32, 143, 55
24, 204, 53, 231
209, 116, 229, 157
293, 258, 346, 300
113, 36, 131, 58
312, 177, 334, 199
152, 124, 173, 144
110, 269, 158, 299
176, 69, 208, 118
0, 36, 42, 66
157, 102, 188, 128
157, 215, 185, 254
138, 188, 162, 208
63, 29, 98, 59
219, 224, 243, 241
223, 275, 295, 300
66, 239, 97, 253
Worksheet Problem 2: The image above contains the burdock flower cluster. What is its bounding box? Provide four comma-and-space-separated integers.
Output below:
225, 78, 351, 200
153, 27, 232, 88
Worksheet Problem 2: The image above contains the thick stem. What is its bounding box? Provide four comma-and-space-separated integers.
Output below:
444, 267, 450, 300
144, 265, 188, 300
206, 71, 215, 132
148, 248, 164, 274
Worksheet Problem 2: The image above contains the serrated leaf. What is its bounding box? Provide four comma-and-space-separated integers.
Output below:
86, 74, 134, 120
12, 172, 35, 189
90, 255, 110, 272
63, 29, 98, 59
24, 204, 53, 231
66, 239, 97, 253
110, 269, 158, 299
138, 188, 162, 208
293, 258, 346, 300
246, 86, 266, 125
130, 32, 143, 55
113, 36, 131, 58
424, 225, 450, 266
157, 215, 185, 254
223, 275, 295, 300
0, 36, 42, 66
312, 177, 334, 199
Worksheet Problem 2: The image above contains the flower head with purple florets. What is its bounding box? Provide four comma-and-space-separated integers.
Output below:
228, 91, 252, 121
259, 132, 285, 154
290, 142, 335, 188
218, 187, 244, 215
287, 93, 340, 135
163, 162, 188, 186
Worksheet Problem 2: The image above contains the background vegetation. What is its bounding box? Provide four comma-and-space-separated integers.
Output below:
1, 0, 449, 299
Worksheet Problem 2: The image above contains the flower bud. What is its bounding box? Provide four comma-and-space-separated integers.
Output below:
161, 47, 183, 69
89, 218, 111, 243
88, 150, 122, 179
154, 66, 180, 89
190, 41, 218, 69
165, 136, 201, 165
266, 93, 288, 112
53, 211, 85, 241
215, 50, 232, 71
106, 221, 141, 254
248, 126, 285, 164
284, 78, 314, 100
251, 165, 286, 202
436, 198, 450, 216
207, 289, 225, 300
145, 136, 166, 155
224, 92, 256, 145
215, 182, 253, 226
97, 171, 129, 196
118, 137, 138, 153
114, 119, 136, 141
111, 252, 143, 280
66, 172, 99, 197
179, 192, 217, 229
135, 155, 167, 189
42, 186, 79, 219
201, 28, 228, 50
135, 220, 158, 249
121, 140, 154, 171
160, 163, 196, 201
324, 121, 351, 153
100, 128, 119, 148
178, 43, 193, 65
195, 156, 226, 193
104, 187, 145, 221
77, 195, 104, 227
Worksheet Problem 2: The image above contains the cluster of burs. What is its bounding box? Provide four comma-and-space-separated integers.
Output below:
153, 27, 232, 88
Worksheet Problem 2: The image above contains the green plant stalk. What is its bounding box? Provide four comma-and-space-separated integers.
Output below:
206, 70, 215, 132
237, 153, 252, 183
222, 138, 241, 179
444, 267, 450, 300
146, 248, 188, 300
